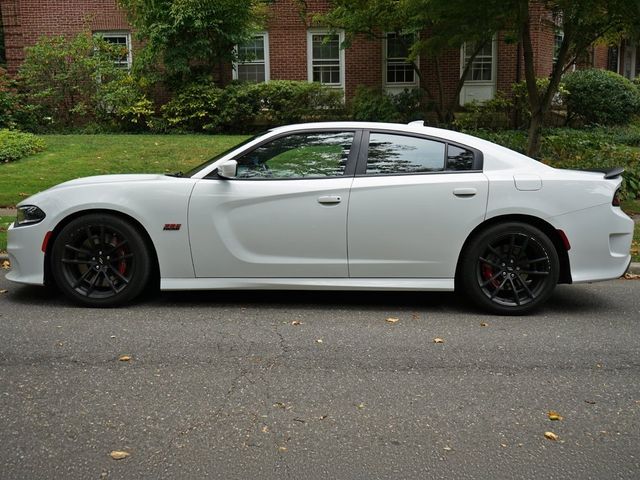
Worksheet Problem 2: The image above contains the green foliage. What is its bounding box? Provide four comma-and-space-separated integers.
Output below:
454, 93, 513, 130
118, 0, 269, 82
18, 33, 132, 129
161, 80, 345, 132
96, 76, 155, 132
563, 69, 640, 126
0, 68, 39, 131
0, 129, 45, 163
350, 86, 424, 123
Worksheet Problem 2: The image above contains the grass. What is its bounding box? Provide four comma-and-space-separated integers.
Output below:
0, 134, 248, 207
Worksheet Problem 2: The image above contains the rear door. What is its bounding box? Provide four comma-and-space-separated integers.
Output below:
347, 130, 488, 278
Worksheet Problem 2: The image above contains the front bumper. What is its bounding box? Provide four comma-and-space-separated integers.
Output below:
6, 221, 47, 285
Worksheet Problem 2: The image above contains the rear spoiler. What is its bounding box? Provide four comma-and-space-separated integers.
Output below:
582, 167, 625, 179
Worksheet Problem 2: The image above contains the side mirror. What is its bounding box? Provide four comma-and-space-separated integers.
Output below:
217, 160, 237, 179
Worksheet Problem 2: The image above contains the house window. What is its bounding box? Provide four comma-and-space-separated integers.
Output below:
553, 29, 564, 65
385, 33, 417, 85
234, 33, 269, 83
462, 41, 493, 82
96, 32, 132, 69
308, 31, 344, 87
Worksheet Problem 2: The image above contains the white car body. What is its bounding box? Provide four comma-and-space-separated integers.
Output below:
6, 122, 634, 311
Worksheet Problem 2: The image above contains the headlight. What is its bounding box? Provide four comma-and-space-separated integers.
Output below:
15, 205, 46, 227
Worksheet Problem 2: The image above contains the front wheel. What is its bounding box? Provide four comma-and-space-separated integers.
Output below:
51, 214, 151, 307
459, 222, 559, 315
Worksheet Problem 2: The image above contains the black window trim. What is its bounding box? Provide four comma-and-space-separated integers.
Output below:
205, 128, 363, 181
354, 129, 484, 177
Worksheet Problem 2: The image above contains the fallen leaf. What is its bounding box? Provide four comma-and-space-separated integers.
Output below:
411, 313, 419, 320
584, 400, 596, 405
385, 317, 400, 324
1, 260, 10, 270
273, 402, 286, 409
548, 410, 563, 421
544, 431, 558, 441
0, 289, 7, 294
480, 322, 488, 327
291, 320, 302, 326
261, 425, 269, 433
356, 402, 365, 410
624, 272, 640, 280
433, 337, 444, 344
319, 415, 328, 420
18, 192, 30, 197
500, 443, 507, 448
316, 339, 323, 343
278, 446, 287, 452
110, 450, 130, 460
443, 446, 452, 451
118, 354, 132, 362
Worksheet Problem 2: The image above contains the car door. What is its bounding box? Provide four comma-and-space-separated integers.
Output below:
189, 130, 359, 278
347, 130, 488, 278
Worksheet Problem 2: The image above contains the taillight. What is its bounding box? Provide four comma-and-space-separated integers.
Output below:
612, 189, 621, 207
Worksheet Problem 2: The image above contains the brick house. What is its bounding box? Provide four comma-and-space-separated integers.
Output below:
0, 0, 628, 108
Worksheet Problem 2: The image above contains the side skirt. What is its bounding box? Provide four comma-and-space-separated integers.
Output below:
161, 277, 455, 291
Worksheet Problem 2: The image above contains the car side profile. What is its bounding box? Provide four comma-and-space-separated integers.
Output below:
6, 122, 634, 314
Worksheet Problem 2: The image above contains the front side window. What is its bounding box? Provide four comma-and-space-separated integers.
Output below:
235, 131, 354, 179
234, 33, 269, 83
385, 33, 417, 85
308, 32, 344, 86
96, 32, 132, 69
366, 133, 445, 175
463, 41, 493, 82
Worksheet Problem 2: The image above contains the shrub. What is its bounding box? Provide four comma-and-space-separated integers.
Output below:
18, 33, 131, 129
350, 86, 425, 123
161, 80, 224, 132
0, 68, 40, 131
96, 76, 155, 132
0, 129, 45, 163
454, 93, 513, 130
563, 69, 640, 126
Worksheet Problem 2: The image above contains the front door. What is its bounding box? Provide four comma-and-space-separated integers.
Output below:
189, 130, 357, 278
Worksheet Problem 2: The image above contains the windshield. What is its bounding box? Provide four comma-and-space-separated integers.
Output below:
180, 133, 265, 178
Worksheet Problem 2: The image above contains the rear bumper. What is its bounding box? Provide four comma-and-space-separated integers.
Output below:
551, 204, 634, 283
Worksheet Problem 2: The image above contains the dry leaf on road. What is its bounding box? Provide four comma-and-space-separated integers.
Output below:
110, 450, 130, 460
118, 354, 132, 362
0, 289, 8, 294
624, 272, 640, 280
386, 317, 399, 324
480, 322, 488, 327
544, 431, 558, 441
316, 339, 323, 343
291, 320, 302, 326
1, 260, 10, 270
548, 410, 563, 421
433, 337, 444, 344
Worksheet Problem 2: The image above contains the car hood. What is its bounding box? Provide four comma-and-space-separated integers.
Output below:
48, 174, 169, 190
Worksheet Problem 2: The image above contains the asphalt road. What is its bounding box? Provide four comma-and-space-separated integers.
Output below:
1, 273, 639, 480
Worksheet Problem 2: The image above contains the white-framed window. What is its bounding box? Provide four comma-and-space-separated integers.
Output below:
553, 29, 564, 65
462, 40, 494, 82
384, 33, 418, 86
95, 31, 132, 70
233, 33, 270, 83
307, 30, 345, 87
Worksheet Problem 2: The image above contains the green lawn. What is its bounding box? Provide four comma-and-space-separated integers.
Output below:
0, 134, 248, 207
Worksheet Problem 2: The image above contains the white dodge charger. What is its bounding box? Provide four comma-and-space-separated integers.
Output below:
6, 122, 634, 314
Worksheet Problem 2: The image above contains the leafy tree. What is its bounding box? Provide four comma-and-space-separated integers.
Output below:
118, 0, 270, 84
319, 0, 511, 124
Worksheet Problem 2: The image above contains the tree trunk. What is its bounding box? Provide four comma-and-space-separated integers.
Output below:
527, 109, 543, 158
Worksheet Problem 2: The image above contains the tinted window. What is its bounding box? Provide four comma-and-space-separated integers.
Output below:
366, 133, 445, 175
446, 145, 475, 170
235, 131, 353, 179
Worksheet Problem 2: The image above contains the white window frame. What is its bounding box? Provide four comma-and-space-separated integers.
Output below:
233, 32, 270, 83
460, 37, 497, 85
94, 31, 132, 70
307, 30, 345, 88
383, 32, 419, 88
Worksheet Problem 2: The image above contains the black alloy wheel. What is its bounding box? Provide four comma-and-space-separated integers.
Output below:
460, 222, 559, 315
51, 214, 151, 307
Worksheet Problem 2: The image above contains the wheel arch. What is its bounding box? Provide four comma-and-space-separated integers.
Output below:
43, 209, 160, 289
455, 214, 572, 287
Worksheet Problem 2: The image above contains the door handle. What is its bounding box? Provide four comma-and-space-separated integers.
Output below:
453, 187, 477, 197
318, 195, 342, 204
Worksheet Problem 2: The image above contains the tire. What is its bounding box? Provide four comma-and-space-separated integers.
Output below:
459, 222, 559, 315
50, 213, 151, 307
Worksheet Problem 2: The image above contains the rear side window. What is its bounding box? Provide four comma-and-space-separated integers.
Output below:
446, 145, 475, 171
366, 133, 445, 175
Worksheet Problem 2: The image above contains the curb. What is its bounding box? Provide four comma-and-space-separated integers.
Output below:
1, 254, 639, 275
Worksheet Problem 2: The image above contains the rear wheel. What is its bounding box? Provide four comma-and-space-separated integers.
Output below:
460, 222, 559, 315
51, 214, 151, 307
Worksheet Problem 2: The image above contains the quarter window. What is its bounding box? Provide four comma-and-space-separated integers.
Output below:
308, 32, 344, 86
234, 33, 269, 83
236, 131, 354, 179
446, 145, 475, 171
366, 133, 445, 175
